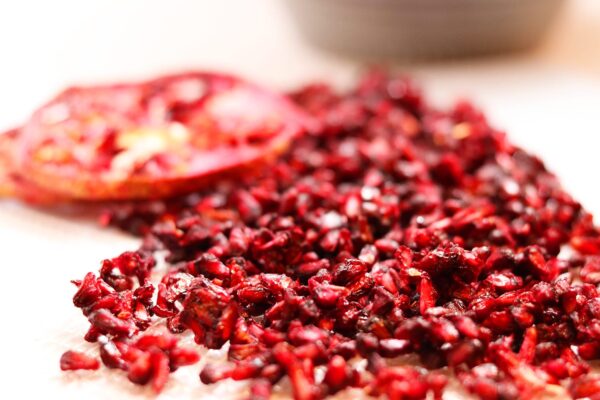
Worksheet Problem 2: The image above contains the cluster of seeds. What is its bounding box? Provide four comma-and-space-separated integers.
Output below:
63, 70, 600, 399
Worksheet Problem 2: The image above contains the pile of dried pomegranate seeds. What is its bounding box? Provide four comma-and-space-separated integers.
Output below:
62, 70, 600, 399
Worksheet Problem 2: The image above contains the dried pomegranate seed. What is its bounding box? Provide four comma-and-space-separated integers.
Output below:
58, 70, 600, 399
60, 350, 100, 371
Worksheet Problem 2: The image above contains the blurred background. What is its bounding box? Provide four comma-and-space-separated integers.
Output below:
0, 0, 599, 209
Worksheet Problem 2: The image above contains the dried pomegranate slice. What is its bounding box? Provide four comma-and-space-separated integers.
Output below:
1, 128, 68, 203
0, 129, 18, 197
15, 72, 312, 200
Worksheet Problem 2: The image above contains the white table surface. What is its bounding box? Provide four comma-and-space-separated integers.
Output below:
1, 1, 599, 399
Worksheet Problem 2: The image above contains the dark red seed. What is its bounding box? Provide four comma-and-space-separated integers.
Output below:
88, 309, 136, 337
312, 283, 347, 308
331, 259, 368, 285
73, 272, 106, 308
356, 333, 379, 357
379, 339, 411, 358
180, 277, 237, 349
188, 254, 230, 279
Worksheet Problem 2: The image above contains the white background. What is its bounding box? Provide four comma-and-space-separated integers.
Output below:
0, 1, 599, 399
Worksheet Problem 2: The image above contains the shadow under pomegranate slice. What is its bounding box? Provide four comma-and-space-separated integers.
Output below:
15, 72, 313, 200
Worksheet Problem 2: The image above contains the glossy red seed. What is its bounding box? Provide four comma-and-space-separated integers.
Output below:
150, 351, 171, 393
312, 283, 347, 308
379, 339, 411, 358
73, 272, 108, 308
169, 347, 201, 369
273, 344, 320, 400
99, 339, 128, 370
127, 352, 152, 384
419, 275, 437, 315
324, 355, 349, 393
60, 350, 100, 371
88, 309, 136, 337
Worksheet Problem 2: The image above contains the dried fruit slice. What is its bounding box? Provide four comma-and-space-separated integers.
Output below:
0, 129, 18, 197
15, 72, 312, 200
1, 128, 68, 203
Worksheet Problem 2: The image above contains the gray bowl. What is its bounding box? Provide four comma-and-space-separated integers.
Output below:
284, 0, 566, 59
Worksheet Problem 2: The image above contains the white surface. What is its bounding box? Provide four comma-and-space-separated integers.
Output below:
1, 1, 600, 399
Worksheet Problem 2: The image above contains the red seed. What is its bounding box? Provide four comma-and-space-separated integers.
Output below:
200, 363, 234, 384
127, 352, 152, 385
73, 272, 106, 308
188, 254, 230, 280
169, 347, 201, 369
60, 350, 100, 371
180, 277, 237, 349
99, 339, 128, 370
150, 351, 171, 393
88, 309, 136, 337
323, 355, 348, 392
419, 275, 437, 315
379, 339, 411, 358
